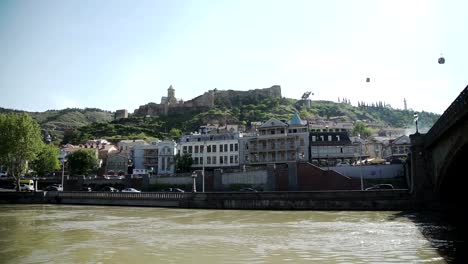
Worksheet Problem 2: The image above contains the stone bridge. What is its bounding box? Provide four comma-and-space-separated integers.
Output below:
410, 85, 468, 209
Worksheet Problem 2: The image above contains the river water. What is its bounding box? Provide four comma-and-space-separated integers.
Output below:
0, 204, 460, 263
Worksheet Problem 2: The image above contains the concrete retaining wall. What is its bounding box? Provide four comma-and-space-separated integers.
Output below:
151, 176, 193, 185
221, 170, 268, 185
1, 190, 414, 210
331, 164, 404, 179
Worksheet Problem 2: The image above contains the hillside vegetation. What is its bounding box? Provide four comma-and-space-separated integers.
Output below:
1, 97, 440, 145
0, 107, 113, 144
62, 98, 440, 144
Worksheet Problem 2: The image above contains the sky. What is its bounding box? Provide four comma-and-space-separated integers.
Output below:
0, 0, 467, 115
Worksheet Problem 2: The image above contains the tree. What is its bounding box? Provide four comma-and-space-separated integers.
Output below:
30, 144, 60, 177
169, 128, 182, 140
67, 149, 99, 176
175, 153, 193, 173
0, 113, 44, 191
352, 122, 373, 138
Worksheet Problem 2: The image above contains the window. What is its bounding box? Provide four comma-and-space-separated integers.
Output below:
235, 143, 238, 151
194, 157, 199, 165
230, 144, 233, 151
224, 144, 228, 152
212, 157, 217, 164
183, 146, 187, 154
200, 157, 203, 165
280, 129, 284, 134
189, 146, 193, 153
207, 156, 211, 164
235, 155, 238, 163
207, 145, 211, 152
213, 145, 217, 152
195, 146, 199, 153
220, 156, 223, 164
230, 156, 233, 163
220, 144, 223, 152
200, 145, 204, 153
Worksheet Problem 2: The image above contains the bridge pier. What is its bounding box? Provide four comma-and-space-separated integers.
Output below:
410, 133, 438, 208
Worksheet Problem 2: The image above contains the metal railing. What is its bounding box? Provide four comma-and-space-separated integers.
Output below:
49, 191, 190, 200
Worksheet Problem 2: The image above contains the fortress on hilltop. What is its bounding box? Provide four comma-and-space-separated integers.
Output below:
133, 85, 282, 117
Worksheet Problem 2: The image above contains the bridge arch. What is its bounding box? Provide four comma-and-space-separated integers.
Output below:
438, 143, 468, 204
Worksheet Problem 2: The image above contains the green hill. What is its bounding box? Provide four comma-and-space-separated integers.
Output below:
62, 98, 439, 144
0, 107, 113, 144
1, 97, 440, 145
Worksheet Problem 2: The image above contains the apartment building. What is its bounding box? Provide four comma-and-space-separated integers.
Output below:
157, 140, 177, 174
178, 132, 240, 169
310, 132, 358, 166
132, 140, 177, 175
242, 112, 309, 165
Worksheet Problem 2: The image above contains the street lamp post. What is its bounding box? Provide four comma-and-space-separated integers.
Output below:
358, 134, 364, 190
191, 171, 197, 192
414, 113, 419, 134
60, 158, 67, 191
202, 140, 206, 193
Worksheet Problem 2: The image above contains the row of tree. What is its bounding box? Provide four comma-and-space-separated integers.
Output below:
0, 113, 99, 191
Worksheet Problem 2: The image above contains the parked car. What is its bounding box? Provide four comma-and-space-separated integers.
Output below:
365, 184, 394, 191
52, 184, 63, 190
80, 187, 92, 192
335, 162, 349, 166
239, 187, 258, 192
44, 185, 62, 191
121, 188, 141, 193
161, 188, 185, 193
101, 186, 119, 192
19, 184, 34, 192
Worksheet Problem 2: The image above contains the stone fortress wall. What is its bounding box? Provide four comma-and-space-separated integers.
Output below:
133, 85, 282, 117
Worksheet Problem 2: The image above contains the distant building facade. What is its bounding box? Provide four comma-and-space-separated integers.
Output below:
241, 113, 309, 165
106, 153, 129, 175
178, 132, 240, 169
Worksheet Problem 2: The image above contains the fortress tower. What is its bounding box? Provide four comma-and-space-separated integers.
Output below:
167, 85, 177, 104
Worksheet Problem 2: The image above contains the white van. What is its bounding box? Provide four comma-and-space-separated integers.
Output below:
19, 180, 35, 192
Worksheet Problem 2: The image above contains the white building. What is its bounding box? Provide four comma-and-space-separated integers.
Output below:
132, 140, 177, 175
117, 139, 148, 160
157, 140, 177, 175
178, 132, 240, 169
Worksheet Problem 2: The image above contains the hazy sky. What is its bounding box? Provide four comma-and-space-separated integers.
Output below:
1, 0, 467, 114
